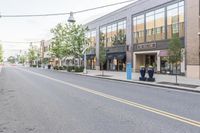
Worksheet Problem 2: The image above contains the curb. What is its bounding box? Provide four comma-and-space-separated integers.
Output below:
56, 70, 200, 93
74, 73, 200, 94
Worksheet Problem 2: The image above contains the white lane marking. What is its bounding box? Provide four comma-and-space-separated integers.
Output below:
17, 67, 200, 127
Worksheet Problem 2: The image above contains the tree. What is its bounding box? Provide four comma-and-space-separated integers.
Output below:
51, 23, 88, 66
50, 23, 67, 66
19, 55, 27, 65
0, 44, 3, 63
99, 32, 107, 76
168, 35, 183, 84
28, 46, 37, 66
7, 56, 15, 64
65, 23, 88, 66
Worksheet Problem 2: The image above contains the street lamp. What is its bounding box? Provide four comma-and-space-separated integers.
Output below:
68, 12, 76, 23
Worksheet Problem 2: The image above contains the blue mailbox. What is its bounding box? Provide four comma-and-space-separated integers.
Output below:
126, 63, 132, 80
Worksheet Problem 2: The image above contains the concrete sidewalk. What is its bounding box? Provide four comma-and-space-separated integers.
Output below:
0, 65, 2, 73
76, 70, 200, 93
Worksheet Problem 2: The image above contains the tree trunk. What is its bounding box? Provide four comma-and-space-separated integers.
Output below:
59, 59, 62, 66
101, 63, 104, 76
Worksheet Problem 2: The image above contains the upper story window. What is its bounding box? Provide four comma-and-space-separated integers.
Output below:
86, 29, 96, 48
117, 20, 126, 45
132, 0, 184, 44
100, 27, 107, 47
155, 8, 165, 41
133, 14, 145, 44
106, 24, 117, 47
145, 8, 165, 42
100, 19, 127, 47
167, 1, 184, 38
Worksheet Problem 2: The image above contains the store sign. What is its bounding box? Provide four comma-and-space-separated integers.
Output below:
159, 50, 168, 57
136, 43, 157, 50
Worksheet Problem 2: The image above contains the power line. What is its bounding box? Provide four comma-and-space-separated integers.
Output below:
74, 0, 137, 14
0, 41, 41, 44
0, 0, 136, 18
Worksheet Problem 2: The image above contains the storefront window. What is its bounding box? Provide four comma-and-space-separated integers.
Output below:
133, 15, 145, 44
160, 57, 181, 74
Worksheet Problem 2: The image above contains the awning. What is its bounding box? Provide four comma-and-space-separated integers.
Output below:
107, 53, 126, 60
116, 53, 126, 60
107, 54, 114, 60
85, 54, 95, 60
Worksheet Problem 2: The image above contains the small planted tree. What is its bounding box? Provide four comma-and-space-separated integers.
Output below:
99, 32, 107, 76
28, 46, 37, 66
99, 45, 106, 76
19, 55, 27, 65
168, 35, 183, 84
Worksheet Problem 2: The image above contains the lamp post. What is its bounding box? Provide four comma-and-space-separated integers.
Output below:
82, 44, 90, 74
198, 32, 200, 79
68, 12, 76, 23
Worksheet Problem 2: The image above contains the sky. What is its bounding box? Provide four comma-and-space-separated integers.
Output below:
0, 0, 137, 59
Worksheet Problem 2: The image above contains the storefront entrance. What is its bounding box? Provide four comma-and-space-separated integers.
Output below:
134, 53, 157, 72
133, 50, 185, 75
107, 53, 126, 71
86, 55, 96, 70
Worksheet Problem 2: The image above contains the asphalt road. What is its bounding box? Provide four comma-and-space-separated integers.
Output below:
0, 66, 200, 133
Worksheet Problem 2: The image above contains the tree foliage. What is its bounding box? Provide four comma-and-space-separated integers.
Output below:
50, 23, 67, 59
168, 35, 183, 84
0, 44, 3, 63
50, 23, 88, 60
7, 56, 15, 64
28, 46, 37, 65
99, 32, 107, 74
19, 55, 27, 64
168, 35, 183, 64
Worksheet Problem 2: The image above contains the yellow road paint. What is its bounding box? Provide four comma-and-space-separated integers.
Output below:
17, 68, 200, 128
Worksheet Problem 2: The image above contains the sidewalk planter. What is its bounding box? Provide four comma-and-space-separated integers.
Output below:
147, 66, 155, 82
48, 65, 51, 69
139, 66, 146, 81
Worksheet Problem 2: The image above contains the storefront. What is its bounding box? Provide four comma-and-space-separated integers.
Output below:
86, 54, 96, 70
133, 50, 185, 75
107, 52, 126, 71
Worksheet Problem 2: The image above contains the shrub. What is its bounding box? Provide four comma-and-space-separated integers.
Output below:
67, 66, 74, 72
58, 66, 63, 70
53, 66, 59, 70
74, 66, 84, 72
32, 65, 37, 67
63, 66, 67, 70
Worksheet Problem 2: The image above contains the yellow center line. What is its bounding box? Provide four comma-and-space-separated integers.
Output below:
17, 67, 200, 127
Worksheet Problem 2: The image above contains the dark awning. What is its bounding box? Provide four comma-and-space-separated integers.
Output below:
86, 54, 95, 60
107, 54, 114, 60
107, 53, 126, 60
116, 53, 126, 60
